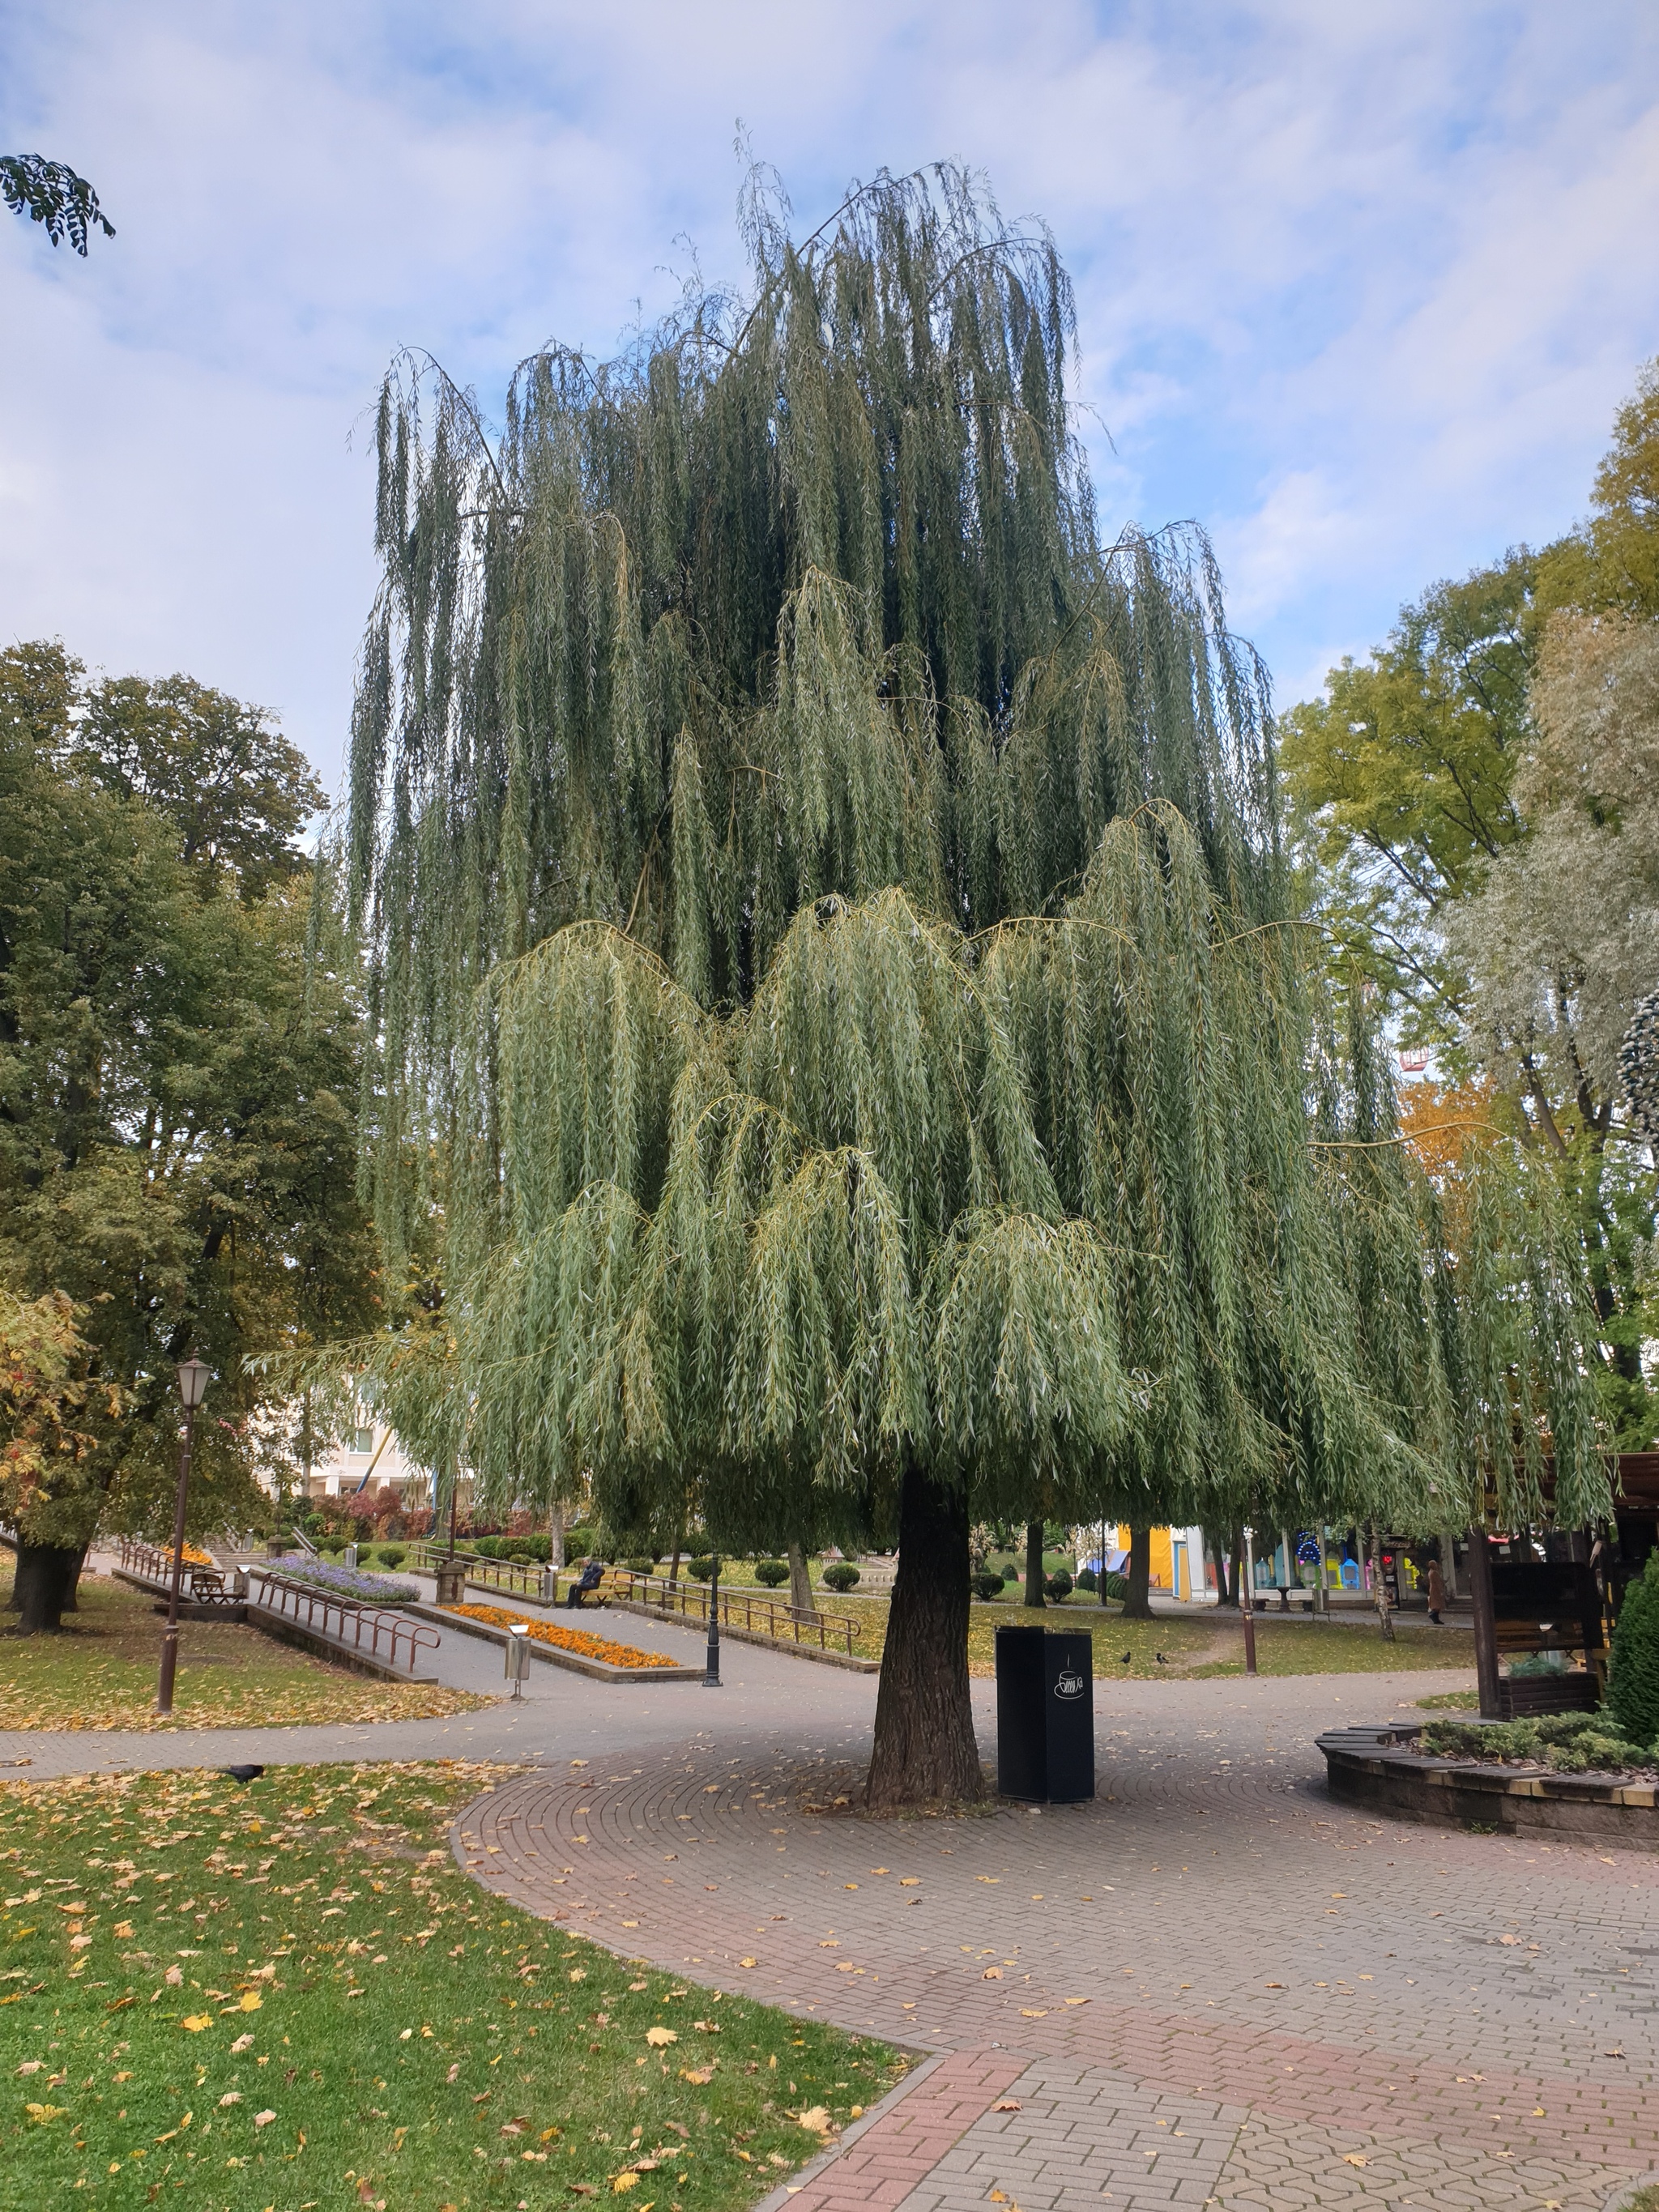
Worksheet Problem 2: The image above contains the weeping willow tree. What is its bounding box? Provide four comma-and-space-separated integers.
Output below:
343, 165, 1606, 1805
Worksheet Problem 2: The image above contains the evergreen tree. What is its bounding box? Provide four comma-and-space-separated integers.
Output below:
343, 167, 1606, 1804
1610, 1551, 1659, 1750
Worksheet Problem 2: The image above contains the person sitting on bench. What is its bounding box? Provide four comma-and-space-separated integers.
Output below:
565, 1558, 605, 1608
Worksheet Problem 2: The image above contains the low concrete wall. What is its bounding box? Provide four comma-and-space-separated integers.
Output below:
244, 1602, 439, 1685
403, 1600, 701, 1686
1320, 1724, 1659, 1848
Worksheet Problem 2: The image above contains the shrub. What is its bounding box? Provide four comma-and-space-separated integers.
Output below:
1610, 1551, 1659, 1749
626, 1556, 657, 1576
1074, 1566, 1097, 1592
518, 1534, 552, 1562
970, 1569, 1005, 1601
377, 1544, 407, 1571
475, 1536, 501, 1559
1097, 1571, 1127, 1602
754, 1559, 789, 1588
1421, 1709, 1654, 1774
688, 1556, 714, 1581
1044, 1571, 1073, 1601
822, 1562, 861, 1593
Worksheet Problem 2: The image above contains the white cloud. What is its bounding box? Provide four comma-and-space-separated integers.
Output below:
2, 0, 1657, 773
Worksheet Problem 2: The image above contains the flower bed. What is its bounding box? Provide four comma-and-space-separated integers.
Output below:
1420, 1710, 1659, 1779
446, 1600, 675, 1669
262, 1558, 420, 1605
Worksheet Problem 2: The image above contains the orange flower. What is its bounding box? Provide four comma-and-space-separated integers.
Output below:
445, 1601, 674, 1669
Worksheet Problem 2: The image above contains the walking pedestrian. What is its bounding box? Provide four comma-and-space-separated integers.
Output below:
1427, 1555, 1446, 1625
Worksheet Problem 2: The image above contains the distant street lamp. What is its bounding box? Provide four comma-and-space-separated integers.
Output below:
156, 1357, 211, 1715
704, 1553, 722, 1688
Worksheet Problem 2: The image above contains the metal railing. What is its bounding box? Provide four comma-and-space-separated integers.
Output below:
402, 1544, 861, 1656
113, 1536, 238, 1602
600, 1568, 863, 1656
408, 1541, 545, 1598
245, 1570, 441, 1675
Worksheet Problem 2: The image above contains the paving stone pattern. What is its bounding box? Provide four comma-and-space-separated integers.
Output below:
459, 1680, 1657, 2210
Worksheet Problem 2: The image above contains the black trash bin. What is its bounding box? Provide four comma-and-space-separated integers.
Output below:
1043, 1630, 1095, 1802
995, 1624, 1095, 1802
995, 1624, 1047, 1800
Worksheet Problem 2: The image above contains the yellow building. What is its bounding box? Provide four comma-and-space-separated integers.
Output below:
1109, 1524, 1207, 1600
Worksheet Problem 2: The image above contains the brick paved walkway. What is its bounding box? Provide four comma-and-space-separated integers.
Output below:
458, 1677, 1659, 2210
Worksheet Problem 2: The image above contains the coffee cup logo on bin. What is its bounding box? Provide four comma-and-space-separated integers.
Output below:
1054, 1667, 1087, 1698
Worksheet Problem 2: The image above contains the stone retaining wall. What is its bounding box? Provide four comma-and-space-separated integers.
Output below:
1320, 1722, 1659, 1848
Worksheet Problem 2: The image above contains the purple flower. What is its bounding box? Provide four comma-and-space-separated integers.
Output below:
257, 1558, 419, 1605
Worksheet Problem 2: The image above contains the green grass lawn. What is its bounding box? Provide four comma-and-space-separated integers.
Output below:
0, 1563, 489, 1733
0, 1761, 905, 2210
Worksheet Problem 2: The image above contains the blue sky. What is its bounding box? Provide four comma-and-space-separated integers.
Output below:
3, 2, 1657, 794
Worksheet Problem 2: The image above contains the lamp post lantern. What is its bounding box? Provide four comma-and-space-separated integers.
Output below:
1240, 1525, 1258, 1677
156, 1357, 211, 1715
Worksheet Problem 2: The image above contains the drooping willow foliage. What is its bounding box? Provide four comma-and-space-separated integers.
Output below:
343, 164, 1607, 1580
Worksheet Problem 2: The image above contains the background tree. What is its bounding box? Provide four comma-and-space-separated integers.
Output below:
345, 166, 1607, 1803
1282, 363, 1659, 1448
0, 643, 378, 1626
1, 154, 113, 254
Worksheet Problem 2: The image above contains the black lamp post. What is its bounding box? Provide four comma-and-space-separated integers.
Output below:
704, 1551, 722, 1687
156, 1357, 211, 1715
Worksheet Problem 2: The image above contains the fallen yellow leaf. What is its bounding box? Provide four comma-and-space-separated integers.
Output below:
238, 1992, 262, 2012
738, 1957, 757, 1969
181, 2014, 212, 2032
982, 1967, 1003, 1980
24, 2103, 68, 2124
795, 2107, 832, 2136
612, 2173, 638, 2193
1344, 2154, 1369, 2168
645, 2027, 677, 2047
679, 2066, 714, 2086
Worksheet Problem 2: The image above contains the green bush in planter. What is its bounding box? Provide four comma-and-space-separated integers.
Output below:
970, 1569, 1005, 1601
1610, 1550, 1659, 1749
754, 1559, 789, 1588
822, 1562, 861, 1593
1043, 1571, 1073, 1601
688, 1556, 714, 1581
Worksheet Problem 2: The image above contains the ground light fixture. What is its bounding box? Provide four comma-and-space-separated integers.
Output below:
156, 1357, 212, 1715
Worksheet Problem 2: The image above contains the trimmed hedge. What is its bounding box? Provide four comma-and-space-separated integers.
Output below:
822, 1562, 861, 1593
970, 1569, 1005, 1601
754, 1559, 789, 1588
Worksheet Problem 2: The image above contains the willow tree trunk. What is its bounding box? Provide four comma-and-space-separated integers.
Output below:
866, 1460, 983, 1809
13, 1544, 83, 1634
787, 1541, 817, 1619
1023, 1520, 1047, 1608
549, 1506, 566, 1571
1120, 1524, 1153, 1620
